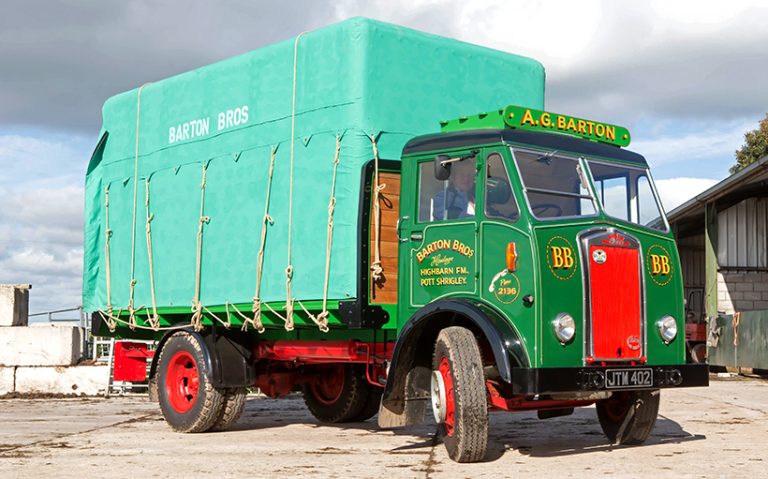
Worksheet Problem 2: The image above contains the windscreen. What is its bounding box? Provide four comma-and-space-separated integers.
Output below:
587, 160, 667, 232
512, 148, 596, 219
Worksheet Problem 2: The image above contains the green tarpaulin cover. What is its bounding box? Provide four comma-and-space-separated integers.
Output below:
82, 17, 545, 316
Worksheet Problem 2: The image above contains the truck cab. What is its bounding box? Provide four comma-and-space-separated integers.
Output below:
380, 106, 709, 461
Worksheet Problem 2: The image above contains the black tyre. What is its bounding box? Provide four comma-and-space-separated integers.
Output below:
690, 343, 707, 364
210, 388, 248, 431
349, 384, 383, 422
431, 326, 488, 463
596, 389, 660, 445
302, 364, 369, 423
157, 332, 225, 433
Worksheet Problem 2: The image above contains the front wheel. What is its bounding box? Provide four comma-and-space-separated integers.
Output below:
690, 343, 707, 364
596, 389, 660, 445
431, 326, 488, 463
157, 332, 225, 433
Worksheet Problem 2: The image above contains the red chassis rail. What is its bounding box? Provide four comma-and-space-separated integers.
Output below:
253, 340, 395, 364
252, 340, 395, 398
114, 338, 597, 413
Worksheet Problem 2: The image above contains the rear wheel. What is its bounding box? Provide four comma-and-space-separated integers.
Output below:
431, 326, 488, 463
350, 384, 383, 422
157, 332, 225, 433
302, 364, 369, 423
210, 388, 248, 431
596, 389, 660, 445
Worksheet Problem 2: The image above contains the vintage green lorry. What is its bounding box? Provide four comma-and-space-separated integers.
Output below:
84, 17, 708, 462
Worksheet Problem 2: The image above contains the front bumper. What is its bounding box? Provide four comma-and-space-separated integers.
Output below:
509, 364, 709, 395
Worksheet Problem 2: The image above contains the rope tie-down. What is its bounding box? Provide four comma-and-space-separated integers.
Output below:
102, 185, 116, 332
369, 133, 386, 283
191, 163, 210, 332
281, 32, 306, 332
143, 177, 160, 331
280, 32, 340, 334
126, 83, 152, 331
291, 134, 342, 334
241, 133, 340, 334
243, 147, 278, 334
314, 134, 342, 331
100, 83, 155, 332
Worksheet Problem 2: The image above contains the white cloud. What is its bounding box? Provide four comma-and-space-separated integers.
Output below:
654, 177, 719, 212
630, 119, 755, 170
649, 0, 755, 25
3, 185, 84, 230
0, 132, 91, 187
334, 1, 768, 124
0, 132, 87, 313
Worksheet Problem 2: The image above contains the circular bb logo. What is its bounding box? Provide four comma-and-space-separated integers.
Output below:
592, 249, 607, 264
646, 244, 673, 286
547, 236, 577, 280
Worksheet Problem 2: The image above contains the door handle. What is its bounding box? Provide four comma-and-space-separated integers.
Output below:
410, 233, 423, 241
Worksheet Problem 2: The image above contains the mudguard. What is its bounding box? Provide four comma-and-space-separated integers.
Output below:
148, 328, 255, 394
378, 299, 528, 428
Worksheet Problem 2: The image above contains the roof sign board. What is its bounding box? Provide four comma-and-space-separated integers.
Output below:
440, 105, 631, 147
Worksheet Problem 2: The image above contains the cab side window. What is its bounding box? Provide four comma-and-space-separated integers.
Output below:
418, 157, 477, 222
484, 153, 519, 222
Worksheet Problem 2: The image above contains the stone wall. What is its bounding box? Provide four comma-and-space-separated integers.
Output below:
0, 365, 109, 395
0, 283, 108, 396
717, 270, 768, 314
0, 284, 30, 326
0, 325, 84, 367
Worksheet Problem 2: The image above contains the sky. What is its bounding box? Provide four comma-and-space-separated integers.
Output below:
1, 0, 767, 314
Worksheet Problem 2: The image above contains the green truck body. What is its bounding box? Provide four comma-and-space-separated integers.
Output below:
84, 17, 707, 463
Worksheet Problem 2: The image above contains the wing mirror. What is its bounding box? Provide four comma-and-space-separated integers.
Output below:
434, 155, 451, 180
434, 150, 479, 180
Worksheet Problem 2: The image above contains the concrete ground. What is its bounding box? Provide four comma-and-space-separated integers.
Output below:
0, 376, 765, 479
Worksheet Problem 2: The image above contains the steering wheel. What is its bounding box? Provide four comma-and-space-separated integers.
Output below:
487, 205, 520, 222
532, 203, 563, 217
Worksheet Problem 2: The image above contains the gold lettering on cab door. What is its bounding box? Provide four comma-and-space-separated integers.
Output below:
416, 239, 474, 288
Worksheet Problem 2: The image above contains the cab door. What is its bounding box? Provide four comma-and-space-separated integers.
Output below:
477, 149, 536, 361
401, 151, 480, 310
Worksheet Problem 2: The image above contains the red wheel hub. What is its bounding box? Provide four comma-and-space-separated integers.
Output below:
165, 351, 200, 413
439, 356, 456, 437
310, 365, 345, 405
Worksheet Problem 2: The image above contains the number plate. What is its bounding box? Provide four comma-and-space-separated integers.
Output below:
605, 368, 653, 389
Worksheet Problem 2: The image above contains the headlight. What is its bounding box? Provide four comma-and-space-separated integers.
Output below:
657, 315, 677, 343
552, 313, 576, 344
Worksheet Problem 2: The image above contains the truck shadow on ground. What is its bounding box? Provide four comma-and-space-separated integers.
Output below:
485, 408, 705, 461
227, 396, 386, 433
225, 397, 704, 463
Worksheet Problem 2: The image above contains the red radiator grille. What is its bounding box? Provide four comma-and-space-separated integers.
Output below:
588, 245, 642, 360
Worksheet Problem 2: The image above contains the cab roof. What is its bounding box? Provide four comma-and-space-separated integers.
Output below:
402, 129, 648, 167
